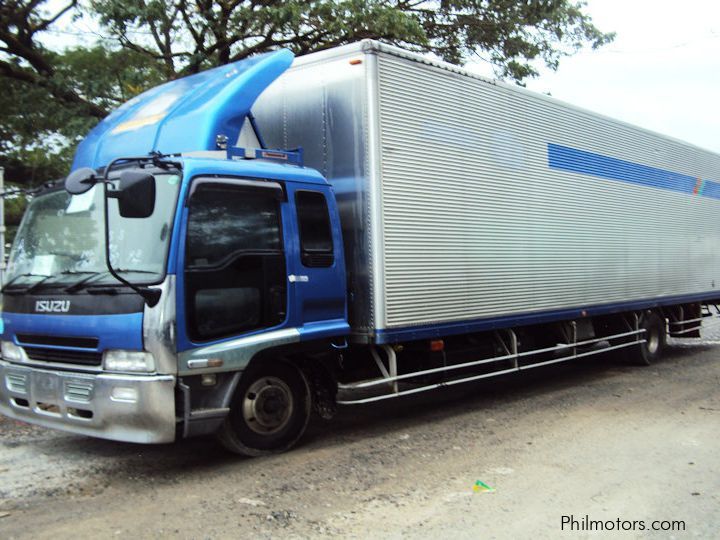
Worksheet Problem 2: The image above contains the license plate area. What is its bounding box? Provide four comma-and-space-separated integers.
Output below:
33, 372, 61, 402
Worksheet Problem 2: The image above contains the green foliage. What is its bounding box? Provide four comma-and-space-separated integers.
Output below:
0, 63, 96, 183
89, 0, 613, 80
0, 43, 165, 186
56, 46, 166, 109
5, 191, 28, 228
90, 0, 429, 75
421, 0, 614, 80
0, 0, 614, 189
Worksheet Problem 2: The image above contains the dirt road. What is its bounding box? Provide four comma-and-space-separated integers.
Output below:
1, 334, 719, 539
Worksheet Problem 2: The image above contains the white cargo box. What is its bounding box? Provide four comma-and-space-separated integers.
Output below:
254, 40, 720, 343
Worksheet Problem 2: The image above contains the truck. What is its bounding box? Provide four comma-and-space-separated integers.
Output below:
1, 40, 719, 456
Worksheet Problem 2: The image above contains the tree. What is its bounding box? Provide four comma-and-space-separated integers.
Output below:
0, 46, 165, 185
0, 1, 106, 119
0, 0, 614, 187
90, 0, 613, 80
0, 1, 165, 184
0, 2, 166, 187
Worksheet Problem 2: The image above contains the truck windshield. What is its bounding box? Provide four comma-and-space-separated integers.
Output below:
4, 172, 181, 290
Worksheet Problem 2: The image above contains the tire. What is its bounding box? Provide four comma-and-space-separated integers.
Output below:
217, 361, 312, 456
630, 311, 666, 366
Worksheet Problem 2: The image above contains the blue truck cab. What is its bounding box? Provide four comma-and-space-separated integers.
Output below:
0, 50, 350, 454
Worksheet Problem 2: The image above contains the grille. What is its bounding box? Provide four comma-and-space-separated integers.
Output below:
23, 347, 102, 366
6, 373, 28, 394
64, 381, 94, 402
16, 334, 99, 349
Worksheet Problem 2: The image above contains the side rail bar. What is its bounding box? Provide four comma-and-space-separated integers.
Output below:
338, 327, 644, 405
668, 303, 720, 336
338, 304, 720, 405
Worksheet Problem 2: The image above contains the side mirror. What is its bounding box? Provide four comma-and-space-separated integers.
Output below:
110, 171, 156, 218
65, 167, 98, 195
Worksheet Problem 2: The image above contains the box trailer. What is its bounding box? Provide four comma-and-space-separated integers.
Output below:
1, 40, 719, 456
254, 41, 720, 341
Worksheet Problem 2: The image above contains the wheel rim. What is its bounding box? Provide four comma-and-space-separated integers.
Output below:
242, 376, 294, 435
646, 322, 660, 354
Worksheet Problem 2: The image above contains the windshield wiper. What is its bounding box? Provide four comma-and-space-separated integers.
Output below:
66, 270, 157, 294
6, 270, 97, 295
2, 273, 51, 294
65, 268, 157, 294
114, 268, 158, 275
24, 274, 62, 294
59, 270, 96, 276
101, 268, 161, 301
65, 271, 111, 294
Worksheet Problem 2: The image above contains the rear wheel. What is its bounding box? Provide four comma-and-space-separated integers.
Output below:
217, 361, 311, 456
632, 311, 666, 365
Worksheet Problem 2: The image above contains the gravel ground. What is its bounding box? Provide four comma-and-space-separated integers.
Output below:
1, 332, 719, 539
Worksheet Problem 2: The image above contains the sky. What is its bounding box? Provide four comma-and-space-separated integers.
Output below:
41, 0, 720, 153
521, 0, 720, 153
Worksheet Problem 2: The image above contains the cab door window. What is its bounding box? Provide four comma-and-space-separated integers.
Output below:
185, 182, 286, 341
295, 191, 334, 267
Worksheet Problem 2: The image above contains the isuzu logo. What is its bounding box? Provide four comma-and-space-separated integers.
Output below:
35, 300, 71, 313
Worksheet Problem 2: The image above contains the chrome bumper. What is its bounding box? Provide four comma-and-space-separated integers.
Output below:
0, 360, 176, 443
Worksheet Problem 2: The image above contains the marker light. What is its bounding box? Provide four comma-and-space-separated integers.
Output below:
111, 387, 139, 403
103, 350, 155, 373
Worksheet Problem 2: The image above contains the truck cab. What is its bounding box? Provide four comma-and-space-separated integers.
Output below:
0, 51, 349, 455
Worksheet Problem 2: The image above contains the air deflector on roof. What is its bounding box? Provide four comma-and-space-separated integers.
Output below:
71, 49, 295, 171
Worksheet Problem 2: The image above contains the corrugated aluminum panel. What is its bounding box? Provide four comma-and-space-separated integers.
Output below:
375, 48, 720, 329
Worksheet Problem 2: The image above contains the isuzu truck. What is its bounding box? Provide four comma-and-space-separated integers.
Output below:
1, 41, 719, 455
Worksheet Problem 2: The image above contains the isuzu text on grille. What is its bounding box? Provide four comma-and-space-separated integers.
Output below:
34, 300, 71, 313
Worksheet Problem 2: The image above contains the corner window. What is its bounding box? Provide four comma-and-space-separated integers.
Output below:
295, 191, 334, 267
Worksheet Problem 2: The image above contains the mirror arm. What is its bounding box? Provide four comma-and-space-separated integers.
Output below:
102, 182, 162, 308
80, 176, 97, 188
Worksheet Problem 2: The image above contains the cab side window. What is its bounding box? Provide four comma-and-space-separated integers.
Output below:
295, 191, 334, 268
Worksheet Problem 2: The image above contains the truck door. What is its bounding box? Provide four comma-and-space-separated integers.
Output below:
178, 178, 289, 346
286, 186, 347, 336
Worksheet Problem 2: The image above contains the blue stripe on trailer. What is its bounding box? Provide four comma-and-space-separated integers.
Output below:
374, 291, 719, 344
547, 143, 720, 199
700, 179, 720, 199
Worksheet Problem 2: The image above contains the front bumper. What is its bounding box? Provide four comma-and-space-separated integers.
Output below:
0, 360, 176, 443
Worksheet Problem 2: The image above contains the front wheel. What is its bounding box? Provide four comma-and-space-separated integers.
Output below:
217, 361, 311, 456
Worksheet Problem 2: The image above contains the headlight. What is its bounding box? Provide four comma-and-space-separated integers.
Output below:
103, 350, 155, 373
1, 341, 25, 362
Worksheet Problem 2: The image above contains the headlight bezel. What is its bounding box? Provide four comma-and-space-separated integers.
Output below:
1, 340, 26, 363
103, 350, 156, 373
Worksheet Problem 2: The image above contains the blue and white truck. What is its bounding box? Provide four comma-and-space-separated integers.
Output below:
1, 41, 720, 455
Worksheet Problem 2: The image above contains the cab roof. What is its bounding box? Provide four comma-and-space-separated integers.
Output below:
179, 156, 328, 186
